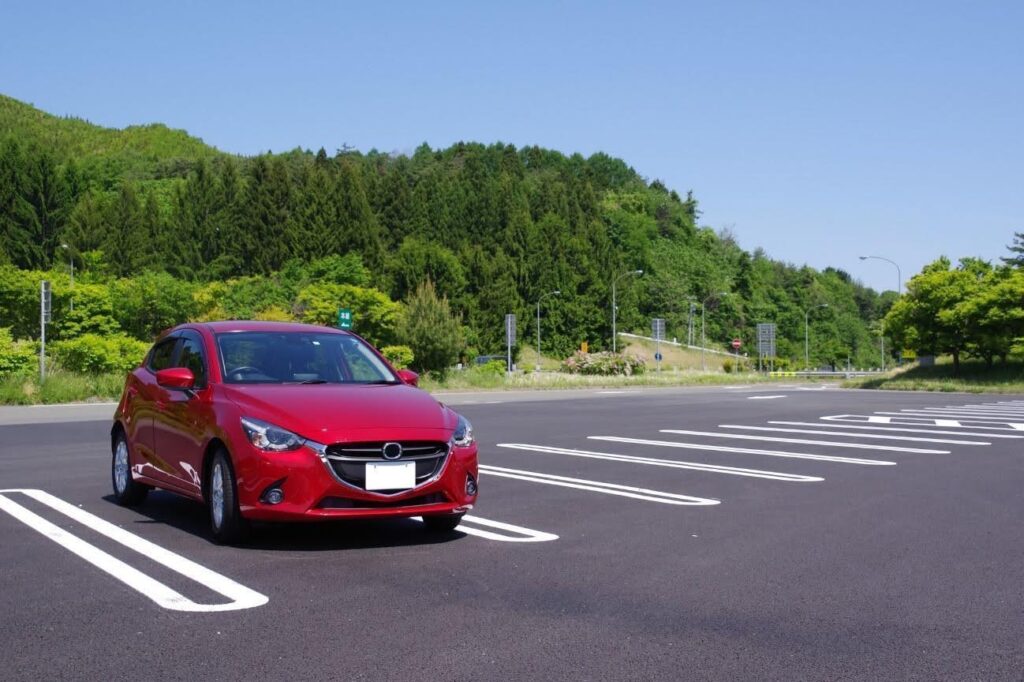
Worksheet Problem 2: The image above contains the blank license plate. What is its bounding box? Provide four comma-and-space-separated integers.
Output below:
365, 462, 416, 491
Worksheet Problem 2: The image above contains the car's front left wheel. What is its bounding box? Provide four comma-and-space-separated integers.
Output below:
208, 449, 248, 545
111, 432, 149, 506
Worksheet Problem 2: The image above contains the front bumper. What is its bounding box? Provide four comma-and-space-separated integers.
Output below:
236, 439, 479, 522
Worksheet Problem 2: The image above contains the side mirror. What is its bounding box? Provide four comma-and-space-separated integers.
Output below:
156, 367, 196, 390
397, 369, 419, 387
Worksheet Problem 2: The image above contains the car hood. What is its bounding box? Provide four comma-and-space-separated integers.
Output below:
221, 383, 455, 443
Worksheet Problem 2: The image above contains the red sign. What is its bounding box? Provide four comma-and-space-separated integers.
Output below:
731, 339, 742, 350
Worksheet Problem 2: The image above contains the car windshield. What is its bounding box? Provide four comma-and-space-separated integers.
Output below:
216, 331, 399, 385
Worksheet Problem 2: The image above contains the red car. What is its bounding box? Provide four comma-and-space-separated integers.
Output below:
110, 321, 478, 544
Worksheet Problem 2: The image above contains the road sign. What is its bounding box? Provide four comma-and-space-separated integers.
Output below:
651, 318, 666, 341
654, 352, 663, 362
41, 281, 51, 324
581, 341, 589, 353
756, 323, 776, 356
337, 308, 352, 330
505, 314, 516, 346
731, 338, 741, 350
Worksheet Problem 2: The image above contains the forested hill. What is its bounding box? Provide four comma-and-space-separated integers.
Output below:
0, 94, 890, 366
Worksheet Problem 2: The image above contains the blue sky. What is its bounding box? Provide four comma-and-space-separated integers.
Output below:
3, 1, 1021, 292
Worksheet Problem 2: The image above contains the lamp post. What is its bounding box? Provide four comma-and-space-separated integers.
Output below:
611, 270, 643, 352
803, 304, 829, 370
61, 243, 74, 312
858, 255, 902, 295
859, 255, 901, 369
701, 292, 729, 371
535, 290, 561, 371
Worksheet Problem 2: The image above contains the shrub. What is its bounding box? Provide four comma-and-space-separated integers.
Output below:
398, 280, 463, 376
51, 333, 150, 374
561, 351, 646, 376
380, 345, 414, 369
0, 328, 36, 378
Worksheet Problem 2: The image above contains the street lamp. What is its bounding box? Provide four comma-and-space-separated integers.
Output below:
804, 304, 829, 370
535, 289, 561, 371
61, 243, 74, 312
701, 292, 729, 371
858, 255, 902, 295
611, 270, 643, 352
859, 255, 901, 369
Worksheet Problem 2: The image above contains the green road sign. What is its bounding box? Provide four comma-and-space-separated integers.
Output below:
337, 308, 353, 330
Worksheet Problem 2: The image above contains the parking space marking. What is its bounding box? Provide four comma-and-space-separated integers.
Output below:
718, 424, 989, 446
770, 421, 1024, 439
658, 429, 948, 454
0, 489, 268, 612
478, 464, 720, 506
588, 436, 897, 466
748, 395, 786, 400
452, 515, 558, 543
497, 443, 823, 482
878, 411, 1024, 427
908, 407, 1024, 417
820, 415, 1024, 431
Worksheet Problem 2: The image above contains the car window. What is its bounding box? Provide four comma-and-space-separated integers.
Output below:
177, 336, 207, 386
148, 338, 178, 372
216, 331, 398, 384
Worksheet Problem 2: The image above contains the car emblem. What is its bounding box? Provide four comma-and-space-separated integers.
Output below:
382, 442, 403, 460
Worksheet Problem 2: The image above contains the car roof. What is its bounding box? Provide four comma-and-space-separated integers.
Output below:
191, 321, 348, 335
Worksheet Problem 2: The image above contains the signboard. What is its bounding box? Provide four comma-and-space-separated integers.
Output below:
731, 338, 741, 350
654, 352, 663, 362
581, 341, 589, 353
901, 349, 917, 360
41, 281, 52, 324
337, 308, 353, 330
651, 318, 666, 341
505, 314, 516, 346
756, 323, 776, 357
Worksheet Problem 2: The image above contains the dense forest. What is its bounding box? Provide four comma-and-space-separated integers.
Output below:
0, 94, 894, 370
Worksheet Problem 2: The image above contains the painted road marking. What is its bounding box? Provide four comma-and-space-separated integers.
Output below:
879, 411, 1024, 427
588, 436, 896, 466
478, 464, 720, 506
820, 415, 1024, 431
452, 515, 558, 543
748, 395, 786, 400
937, 405, 1024, 413
770, 421, 1024, 439
658, 429, 949, 454
496, 443, 823, 482
910, 407, 1024, 417
717, 424, 989, 446
0, 489, 268, 612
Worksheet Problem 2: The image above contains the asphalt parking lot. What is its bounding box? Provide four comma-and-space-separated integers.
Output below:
2, 385, 1023, 681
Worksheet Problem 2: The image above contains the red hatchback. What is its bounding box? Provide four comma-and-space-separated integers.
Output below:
110, 321, 478, 543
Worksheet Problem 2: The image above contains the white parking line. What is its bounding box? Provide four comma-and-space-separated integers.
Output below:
478, 464, 720, 506
658, 429, 949, 454
718, 424, 989, 446
771, 421, 1024, 439
913, 407, 1024, 416
496, 443, 823, 482
588, 437, 896, 466
820, 415, 1024, 431
748, 395, 786, 400
453, 515, 558, 542
0, 489, 268, 612
879, 411, 1024, 427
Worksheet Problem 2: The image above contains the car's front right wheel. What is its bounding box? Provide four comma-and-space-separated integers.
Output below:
208, 449, 248, 545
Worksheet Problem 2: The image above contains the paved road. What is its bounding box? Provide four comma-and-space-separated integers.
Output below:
2, 386, 1022, 680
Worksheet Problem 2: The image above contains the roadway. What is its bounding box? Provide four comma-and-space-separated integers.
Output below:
1, 385, 1022, 680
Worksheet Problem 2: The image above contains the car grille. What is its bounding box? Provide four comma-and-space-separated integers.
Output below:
317, 492, 449, 509
324, 441, 449, 492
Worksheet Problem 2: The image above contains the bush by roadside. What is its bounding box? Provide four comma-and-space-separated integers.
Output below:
561, 351, 646, 376
0, 371, 124, 405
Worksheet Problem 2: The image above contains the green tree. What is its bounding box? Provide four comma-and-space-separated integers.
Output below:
398, 280, 463, 375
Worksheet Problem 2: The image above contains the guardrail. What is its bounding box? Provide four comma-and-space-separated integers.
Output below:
617, 332, 736, 356
768, 371, 883, 378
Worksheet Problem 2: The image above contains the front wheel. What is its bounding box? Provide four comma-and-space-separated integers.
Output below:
208, 449, 248, 545
422, 513, 464, 533
111, 432, 149, 506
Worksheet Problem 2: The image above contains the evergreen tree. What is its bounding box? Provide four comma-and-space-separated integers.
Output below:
1002, 232, 1024, 267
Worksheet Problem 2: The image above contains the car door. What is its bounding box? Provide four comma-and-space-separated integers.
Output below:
152, 330, 212, 498
132, 335, 181, 487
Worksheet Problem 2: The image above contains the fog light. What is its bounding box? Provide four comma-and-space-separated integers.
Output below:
465, 475, 478, 496
264, 488, 284, 505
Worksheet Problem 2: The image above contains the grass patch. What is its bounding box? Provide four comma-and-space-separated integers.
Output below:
843, 358, 1024, 394
422, 368, 780, 392
0, 371, 124, 405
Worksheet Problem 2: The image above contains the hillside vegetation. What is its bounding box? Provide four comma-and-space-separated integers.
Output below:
0, 94, 894, 380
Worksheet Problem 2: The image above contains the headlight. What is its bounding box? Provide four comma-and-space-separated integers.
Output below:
241, 417, 305, 452
452, 414, 474, 447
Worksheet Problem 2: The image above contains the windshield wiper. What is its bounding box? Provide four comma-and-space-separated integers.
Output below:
298, 379, 329, 384
361, 380, 400, 385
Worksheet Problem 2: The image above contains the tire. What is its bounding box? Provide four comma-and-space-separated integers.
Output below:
111, 431, 149, 506
422, 513, 464, 533
208, 449, 249, 545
